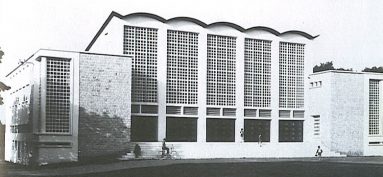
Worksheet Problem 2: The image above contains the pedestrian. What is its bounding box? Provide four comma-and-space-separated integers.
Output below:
258, 134, 262, 147
240, 128, 244, 143
162, 138, 169, 157
315, 146, 323, 158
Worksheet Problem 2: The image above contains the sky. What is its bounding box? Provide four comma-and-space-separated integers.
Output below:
0, 0, 382, 122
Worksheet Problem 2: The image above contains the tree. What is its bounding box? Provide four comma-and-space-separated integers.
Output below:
313, 61, 335, 73
0, 47, 11, 105
362, 66, 383, 73
313, 61, 353, 73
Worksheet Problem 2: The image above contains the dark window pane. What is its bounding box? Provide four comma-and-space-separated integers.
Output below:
141, 105, 158, 114
279, 120, 303, 142
206, 118, 235, 142
166, 117, 197, 142
131, 116, 157, 142
244, 119, 270, 142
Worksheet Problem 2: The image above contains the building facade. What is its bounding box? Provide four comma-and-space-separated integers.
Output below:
309, 70, 383, 156
86, 12, 320, 158
4, 49, 132, 164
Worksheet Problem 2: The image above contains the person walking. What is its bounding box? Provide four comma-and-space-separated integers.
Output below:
315, 146, 323, 158
258, 134, 262, 147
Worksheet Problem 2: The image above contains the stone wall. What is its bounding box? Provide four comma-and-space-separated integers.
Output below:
330, 73, 364, 155
78, 53, 131, 159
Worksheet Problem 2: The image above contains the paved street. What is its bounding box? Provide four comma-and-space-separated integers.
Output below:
2, 157, 383, 177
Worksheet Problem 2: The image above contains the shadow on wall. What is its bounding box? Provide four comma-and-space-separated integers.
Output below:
78, 107, 130, 161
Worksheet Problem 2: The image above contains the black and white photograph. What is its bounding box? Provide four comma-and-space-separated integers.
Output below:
0, 0, 383, 176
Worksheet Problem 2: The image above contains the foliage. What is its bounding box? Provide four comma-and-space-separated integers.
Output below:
362, 66, 383, 73
313, 61, 335, 73
313, 61, 353, 73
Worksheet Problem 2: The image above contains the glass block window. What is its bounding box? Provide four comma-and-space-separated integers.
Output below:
369, 80, 380, 135
279, 120, 303, 142
279, 42, 305, 108
46, 58, 71, 133
244, 39, 271, 107
123, 26, 158, 103
244, 119, 270, 142
206, 118, 235, 142
207, 34, 236, 106
167, 30, 198, 104
166, 117, 197, 142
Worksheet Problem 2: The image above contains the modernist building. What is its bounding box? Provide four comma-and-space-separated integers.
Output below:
3, 11, 335, 164
4, 49, 132, 164
85, 11, 321, 158
309, 70, 383, 156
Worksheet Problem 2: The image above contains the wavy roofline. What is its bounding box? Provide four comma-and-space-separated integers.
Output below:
85, 11, 319, 51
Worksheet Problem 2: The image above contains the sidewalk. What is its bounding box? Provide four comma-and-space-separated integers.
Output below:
5, 157, 383, 176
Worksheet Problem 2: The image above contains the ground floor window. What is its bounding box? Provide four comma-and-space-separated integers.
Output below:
244, 119, 270, 142
131, 116, 158, 142
206, 118, 235, 142
166, 117, 197, 142
279, 120, 303, 142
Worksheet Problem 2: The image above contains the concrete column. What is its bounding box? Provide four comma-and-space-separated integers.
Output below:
157, 26, 167, 141
197, 31, 207, 142
270, 39, 280, 143
235, 36, 245, 143
40, 57, 47, 133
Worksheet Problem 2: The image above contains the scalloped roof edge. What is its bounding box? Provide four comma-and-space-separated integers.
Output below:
85, 11, 319, 51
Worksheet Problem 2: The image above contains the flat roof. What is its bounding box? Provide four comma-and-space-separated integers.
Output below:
310, 70, 383, 76
6, 49, 132, 77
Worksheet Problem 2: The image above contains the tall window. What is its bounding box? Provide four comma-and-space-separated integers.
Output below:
207, 34, 236, 106
123, 26, 158, 103
279, 42, 305, 108
244, 38, 271, 107
167, 30, 198, 104
369, 80, 380, 135
46, 58, 71, 133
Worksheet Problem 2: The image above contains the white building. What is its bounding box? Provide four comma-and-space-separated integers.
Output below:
4, 49, 132, 165
309, 70, 383, 156
86, 11, 321, 158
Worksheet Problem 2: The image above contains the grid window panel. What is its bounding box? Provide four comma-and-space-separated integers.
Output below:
207, 34, 236, 106
45, 58, 71, 133
279, 42, 305, 108
166, 30, 198, 104
244, 39, 271, 107
369, 80, 380, 135
123, 26, 158, 103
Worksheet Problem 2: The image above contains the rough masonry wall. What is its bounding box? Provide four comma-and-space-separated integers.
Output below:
79, 53, 131, 159
330, 73, 364, 155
